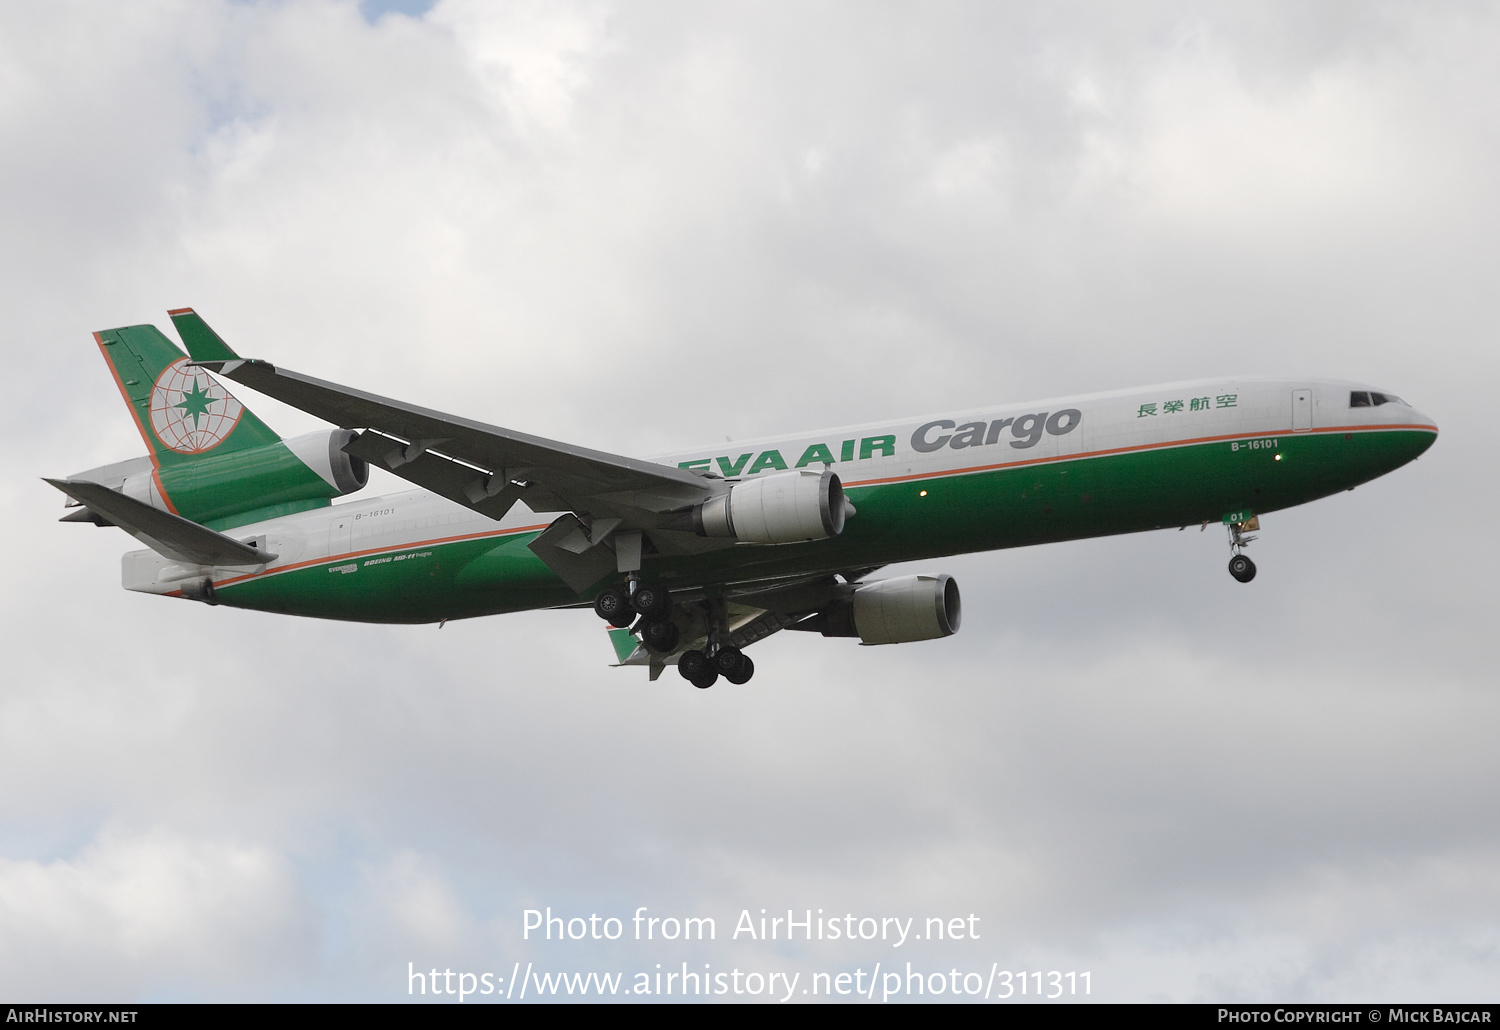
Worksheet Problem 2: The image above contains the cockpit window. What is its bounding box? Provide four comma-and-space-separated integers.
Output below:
1352, 391, 1409, 407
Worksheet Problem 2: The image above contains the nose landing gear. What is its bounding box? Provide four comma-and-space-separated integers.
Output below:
1228, 553, 1257, 583
1226, 516, 1259, 583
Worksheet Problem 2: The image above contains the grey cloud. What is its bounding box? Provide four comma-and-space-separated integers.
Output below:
1, 0, 1497, 1001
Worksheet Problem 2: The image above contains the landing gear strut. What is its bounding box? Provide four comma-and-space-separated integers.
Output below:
1226, 517, 1258, 583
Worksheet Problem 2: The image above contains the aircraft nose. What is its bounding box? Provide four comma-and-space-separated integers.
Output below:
1404, 406, 1439, 461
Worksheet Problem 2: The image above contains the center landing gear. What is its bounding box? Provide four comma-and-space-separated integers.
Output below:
625, 582, 680, 654
595, 580, 674, 627
1226, 517, 1259, 583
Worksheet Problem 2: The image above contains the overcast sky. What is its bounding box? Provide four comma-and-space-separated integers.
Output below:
2, 0, 1498, 1003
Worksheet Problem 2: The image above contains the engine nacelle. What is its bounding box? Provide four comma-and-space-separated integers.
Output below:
694, 468, 849, 544
284, 429, 370, 496
112, 428, 369, 525
807, 574, 961, 645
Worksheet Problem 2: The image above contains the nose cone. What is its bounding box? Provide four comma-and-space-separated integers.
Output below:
1388, 406, 1439, 468
1405, 405, 1439, 453
1410, 407, 1439, 434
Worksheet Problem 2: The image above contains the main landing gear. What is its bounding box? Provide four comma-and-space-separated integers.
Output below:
594, 582, 677, 642
1226, 517, 1259, 583
678, 645, 755, 689
593, 583, 755, 687
677, 594, 755, 688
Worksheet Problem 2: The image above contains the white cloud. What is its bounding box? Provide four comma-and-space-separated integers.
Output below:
0, 830, 305, 1000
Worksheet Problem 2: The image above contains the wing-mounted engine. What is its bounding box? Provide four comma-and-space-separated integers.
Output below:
794, 573, 961, 645
678, 468, 852, 544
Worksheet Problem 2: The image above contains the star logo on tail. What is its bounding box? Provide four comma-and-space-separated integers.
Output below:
148, 359, 243, 453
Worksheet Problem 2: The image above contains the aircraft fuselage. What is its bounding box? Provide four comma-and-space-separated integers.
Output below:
120, 376, 1437, 624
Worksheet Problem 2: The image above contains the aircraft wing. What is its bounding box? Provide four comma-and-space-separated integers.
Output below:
194, 357, 718, 525
43, 478, 274, 566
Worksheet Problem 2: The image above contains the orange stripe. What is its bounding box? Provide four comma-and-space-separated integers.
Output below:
150, 467, 180, 515
95, 332, 180, 514
209, 421, 1437, 588
166, 307, 194, 316
843, 422, 1438, 488
96, 331, 155, 455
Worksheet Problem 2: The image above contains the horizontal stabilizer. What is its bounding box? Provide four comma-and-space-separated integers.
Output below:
43, 478, 274, 566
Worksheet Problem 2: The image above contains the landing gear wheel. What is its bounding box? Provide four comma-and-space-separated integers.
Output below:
713, 646, 743, 675
679, 650, 719, 689
640, 618, 680, 654
631, 582, 672, 618
593, 588, 634, 627
1228, 554, 1257, 583
723, 654, 754, 685
678, 649, 710, 681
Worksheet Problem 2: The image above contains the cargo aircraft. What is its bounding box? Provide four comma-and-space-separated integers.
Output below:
48, 310, 1438, 688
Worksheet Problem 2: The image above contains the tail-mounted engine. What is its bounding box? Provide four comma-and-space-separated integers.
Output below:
113, 428, 369, 525
284, 429, 370, 496
799, 574, 962, 645
687, 468, 851, 544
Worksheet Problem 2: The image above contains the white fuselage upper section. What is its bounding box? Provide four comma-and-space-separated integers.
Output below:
121, 377, 1435, 594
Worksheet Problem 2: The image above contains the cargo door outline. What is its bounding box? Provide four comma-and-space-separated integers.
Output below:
1292, 389, 1313, 433
329, 514, 352, 558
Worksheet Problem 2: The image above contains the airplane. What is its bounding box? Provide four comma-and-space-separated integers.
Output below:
47, 309, 1438, 688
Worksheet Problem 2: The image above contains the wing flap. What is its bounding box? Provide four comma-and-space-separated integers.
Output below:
527, 513, 618, 593
341, 430, 526, 521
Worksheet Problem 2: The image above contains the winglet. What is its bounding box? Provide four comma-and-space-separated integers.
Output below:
168, 308, 241, 362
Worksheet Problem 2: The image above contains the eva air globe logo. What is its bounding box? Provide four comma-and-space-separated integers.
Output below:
148, 359, 243, 453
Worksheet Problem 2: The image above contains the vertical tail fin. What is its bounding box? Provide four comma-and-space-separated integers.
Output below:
96, 317, 280, 464
80, 309, 362, 529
